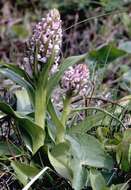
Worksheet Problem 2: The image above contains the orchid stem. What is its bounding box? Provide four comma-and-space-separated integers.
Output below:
61, 95, 72, 127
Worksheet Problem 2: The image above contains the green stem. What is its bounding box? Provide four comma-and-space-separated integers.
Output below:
35, 86, 47, 129
61, 95, 72, 127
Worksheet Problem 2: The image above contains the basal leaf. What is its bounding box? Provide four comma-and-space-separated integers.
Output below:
66, 133, 113, 169
11, 161, 39, 186
71, 160, 88, 190
47, 99, 64, 143
48, 142, 72, 180
0, 101, 44, 154
0, 68, 35, 105
15, 89, 32, 113
0, 62, 33, 85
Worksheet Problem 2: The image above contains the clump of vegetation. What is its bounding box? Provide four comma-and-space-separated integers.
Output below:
0, 1, 131, 190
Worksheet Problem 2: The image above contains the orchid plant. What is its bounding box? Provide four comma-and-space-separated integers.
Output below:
0, 9, 130, 190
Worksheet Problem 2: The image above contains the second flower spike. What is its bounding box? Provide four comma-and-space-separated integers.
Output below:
61, 64, 90, 96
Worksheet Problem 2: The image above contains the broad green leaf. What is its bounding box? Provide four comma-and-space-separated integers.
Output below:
0, 141, 22, 156
47, 99, 64, 143
47, 54, 87, 99
46, 118, 56, 142
71, 160, 88, 190
89, 43, 126, 65
11, 161, 39, 186
48, 142, 72, 180
0, 62, 33, 85
49, 134, 113, 190
90, 169, 108, 190
15, 89, 32, 113
49, 142, 88, 190
19, 118, 44, 154
0, 68, 35, 105
66, 133, 113, 169
0, 101, 44, 154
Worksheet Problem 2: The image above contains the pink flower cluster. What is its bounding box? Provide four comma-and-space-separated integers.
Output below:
61, 64, 90, 96
28, 9, 62, 73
